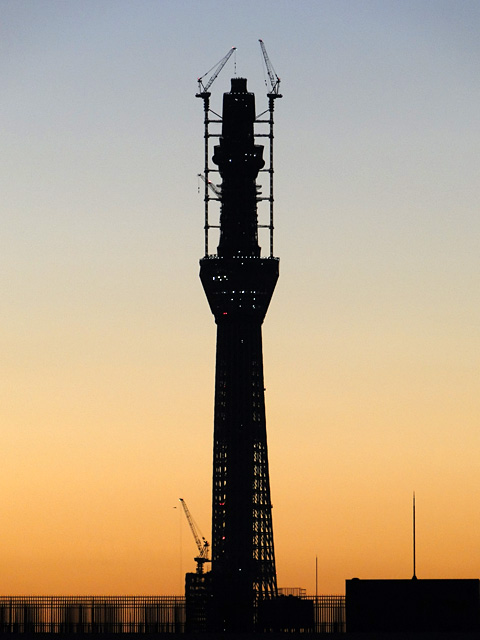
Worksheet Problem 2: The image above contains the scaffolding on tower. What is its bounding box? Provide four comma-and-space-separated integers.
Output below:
197, 41, 282, 259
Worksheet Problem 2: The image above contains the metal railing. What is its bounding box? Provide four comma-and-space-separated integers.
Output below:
0, 596, 185, 634
310, 596, 346, 634
0, 594, 345, 634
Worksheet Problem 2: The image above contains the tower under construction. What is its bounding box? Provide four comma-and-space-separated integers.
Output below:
198, 48, 282, 632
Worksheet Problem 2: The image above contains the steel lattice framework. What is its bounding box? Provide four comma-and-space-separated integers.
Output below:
199, 77, 279, 632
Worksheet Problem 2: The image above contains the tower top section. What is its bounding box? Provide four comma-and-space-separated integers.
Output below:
230, 77, 247, 92
218, 78, 256, 144
213, 78, 264, 258
196, 42, 282, 259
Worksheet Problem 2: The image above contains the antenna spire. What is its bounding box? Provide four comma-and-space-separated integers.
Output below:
412, 491, 417, 580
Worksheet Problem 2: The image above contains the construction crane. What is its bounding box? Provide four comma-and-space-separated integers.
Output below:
259, 39, 282, 98
198, 173, 222, 199
196, 47, 236, 97
179, 498, 210, 574
196, 47, 236, 255
257, 40, 283, 257
199, 173, 265, 204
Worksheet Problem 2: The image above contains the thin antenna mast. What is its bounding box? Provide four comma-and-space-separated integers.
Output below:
412, 492, 417, 580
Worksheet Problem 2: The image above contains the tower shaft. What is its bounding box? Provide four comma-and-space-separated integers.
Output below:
200, 77, 278, 632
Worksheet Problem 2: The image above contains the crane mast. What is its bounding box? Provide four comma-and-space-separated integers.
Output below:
257, 39, 282, 256
196, 47, 236, 255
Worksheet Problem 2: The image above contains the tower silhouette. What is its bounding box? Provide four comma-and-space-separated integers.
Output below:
199, 77, 279, 631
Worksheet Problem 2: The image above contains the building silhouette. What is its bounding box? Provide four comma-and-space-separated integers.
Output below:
346, 579, 480, 633
199, 77, 279, 632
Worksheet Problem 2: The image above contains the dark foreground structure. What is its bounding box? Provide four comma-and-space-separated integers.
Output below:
199, 76, 280, 632
346, 579, 480, 634
0, 597, 184, 634
0, 595, 345, 634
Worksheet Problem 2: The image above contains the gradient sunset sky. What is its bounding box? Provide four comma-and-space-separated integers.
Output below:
2, 0, 479, 596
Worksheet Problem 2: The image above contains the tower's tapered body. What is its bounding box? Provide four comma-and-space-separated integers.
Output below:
200, 78, 278, 631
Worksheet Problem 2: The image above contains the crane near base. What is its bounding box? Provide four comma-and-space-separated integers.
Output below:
179, 498, 210, 574
180, 498, 211, 633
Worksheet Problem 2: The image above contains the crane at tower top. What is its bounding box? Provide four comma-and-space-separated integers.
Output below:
179, 498, 211, 574
196, 46, 236, 97
198, 173, 221, 199
259, 39, 282, 98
